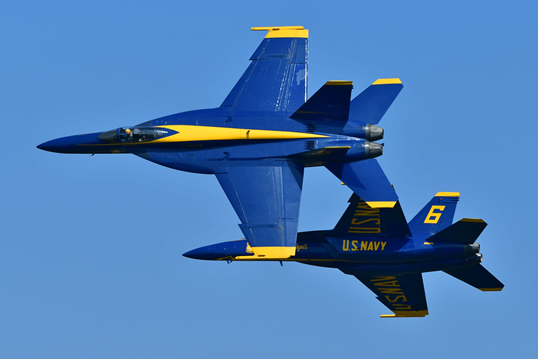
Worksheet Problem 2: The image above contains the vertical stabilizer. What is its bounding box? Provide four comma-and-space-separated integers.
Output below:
408, 192, 459, 235
332, 194, 411, 237
325, 159, 398, 208
347, 78, 403, 125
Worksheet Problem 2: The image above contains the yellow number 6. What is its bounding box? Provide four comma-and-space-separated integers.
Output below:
424, 205, 445, 224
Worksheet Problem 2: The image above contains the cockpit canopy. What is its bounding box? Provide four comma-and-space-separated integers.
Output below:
98, 127, 174, 143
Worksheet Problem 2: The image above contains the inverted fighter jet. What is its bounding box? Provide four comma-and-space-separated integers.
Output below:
184, 192, 504, 317
37, 26, 403, 260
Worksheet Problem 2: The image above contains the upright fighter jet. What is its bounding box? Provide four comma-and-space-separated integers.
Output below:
38, 26, 403, 260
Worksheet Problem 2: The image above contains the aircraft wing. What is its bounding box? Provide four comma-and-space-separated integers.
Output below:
215, 160, 304, 259
220, 26, 308, 114
341, 270, 429, 317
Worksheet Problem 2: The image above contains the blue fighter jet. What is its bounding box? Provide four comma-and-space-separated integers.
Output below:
184, 192, 504, 317
37, 26, 403, 260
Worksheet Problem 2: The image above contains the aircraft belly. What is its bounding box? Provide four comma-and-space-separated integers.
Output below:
131, 136, 367, 174
134, 149, 218, 174
333, 255, 483, 276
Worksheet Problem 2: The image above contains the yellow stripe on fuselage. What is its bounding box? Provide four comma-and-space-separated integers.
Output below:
152, 125, 328, 143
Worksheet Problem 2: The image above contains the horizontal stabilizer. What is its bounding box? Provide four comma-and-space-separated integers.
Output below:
290, 81, 353, 123
427, 218, 487, 244
348, 79, 403, 125
333, 194, 411, 237
325, 159, 397, 208
444, 264, 504, 291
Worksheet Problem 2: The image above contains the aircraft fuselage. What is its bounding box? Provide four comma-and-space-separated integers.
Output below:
183, 231, 483, 277
37, 109, 382, 174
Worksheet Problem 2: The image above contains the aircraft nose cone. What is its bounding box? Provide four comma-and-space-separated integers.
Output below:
36, 138, 69, 153
183, 248, 202, 259
37, 132, 106, 154
183, 240, 252, 260
183, 247, 213, 260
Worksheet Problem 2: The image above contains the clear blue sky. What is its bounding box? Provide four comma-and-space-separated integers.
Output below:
2, 1, 537, 358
